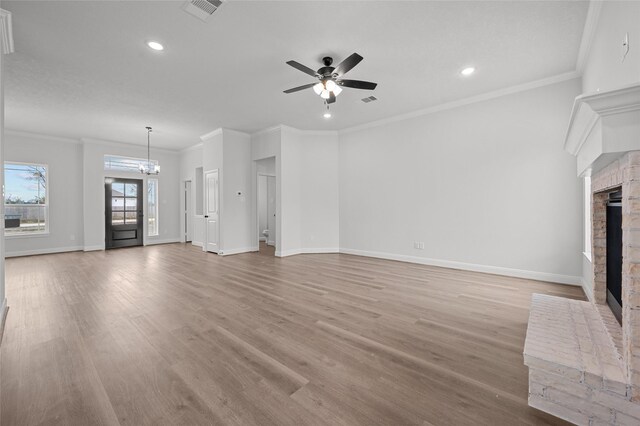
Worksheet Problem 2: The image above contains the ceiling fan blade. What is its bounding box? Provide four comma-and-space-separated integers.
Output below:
286, 60, 318, 77
338, 79, 377, 90
327, 92, 336, 104
283, 83, 317, 94
333, 53, 363, 76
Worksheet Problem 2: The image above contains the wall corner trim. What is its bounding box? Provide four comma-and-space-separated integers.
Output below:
199, 128, 223, 141
0, 298, 8, 348
339, 248, 582, 286
575, 0, 604, 74
218, 247, 258, 256
0, 9, 14, 54
339, 71, 581, 135
5, 246, 84, 258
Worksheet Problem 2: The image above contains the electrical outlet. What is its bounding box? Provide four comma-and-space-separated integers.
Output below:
419, 242, 425, 250
414, 241, 420, 249
623, 32, 630, 62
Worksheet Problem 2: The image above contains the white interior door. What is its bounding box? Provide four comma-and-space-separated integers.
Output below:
184, 181, 192, 242
267, 176, 276, 246
205, 170, 220, 253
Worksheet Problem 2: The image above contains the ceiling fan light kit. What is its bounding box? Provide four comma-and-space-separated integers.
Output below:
284, 53, 377, 105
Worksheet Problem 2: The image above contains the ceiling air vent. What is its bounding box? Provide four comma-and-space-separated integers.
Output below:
361, 96, 378, 103
182, 0, 222, 22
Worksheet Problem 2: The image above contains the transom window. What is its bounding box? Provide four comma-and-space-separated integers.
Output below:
104, 155, 158, 173
4, 162, 49, 236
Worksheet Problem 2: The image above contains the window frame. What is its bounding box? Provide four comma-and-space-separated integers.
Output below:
584, 176, 592, 261
4, 161, 50, 238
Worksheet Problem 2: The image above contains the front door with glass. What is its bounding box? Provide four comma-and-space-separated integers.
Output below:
105, 178, 144, 249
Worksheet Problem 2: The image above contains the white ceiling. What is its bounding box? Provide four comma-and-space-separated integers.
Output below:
3, 1, 589, 150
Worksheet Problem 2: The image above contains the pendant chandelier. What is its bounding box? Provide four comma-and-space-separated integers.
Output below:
139, 126, 160, 175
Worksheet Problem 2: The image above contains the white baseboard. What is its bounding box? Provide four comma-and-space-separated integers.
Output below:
276, 247, 340, 257
145, 238, 181, 246
259, 237, 266, 242
219, 246, 259, 256
84, 245, 104, 252
339, 248, 582, 286
5, 245, 84, 258
191, 241, 204, 248
581, 277, 595, 302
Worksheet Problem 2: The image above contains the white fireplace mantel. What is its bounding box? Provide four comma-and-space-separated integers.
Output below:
564, 82, 640, 177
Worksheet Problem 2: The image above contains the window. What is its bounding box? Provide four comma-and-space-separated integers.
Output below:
584, 176, 592, 259
104, 155, 158, 173
111, 182, 138, 225
4, 163, 48, 236
148, 178, 159, 236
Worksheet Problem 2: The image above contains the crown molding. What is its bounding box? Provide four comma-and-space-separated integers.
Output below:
340, 71, 581, 135
222, 128, 251, 138
280, 124, 338, 137
575, 0, 603, 74
180, 142, 203, 153
0, 9, 14, 54
81, 137, 180, 154
251, 125, 282, 137
5, 129, 81, 144
199, 128, 223, 141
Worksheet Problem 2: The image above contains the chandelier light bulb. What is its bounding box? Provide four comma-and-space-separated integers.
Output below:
325, 80, 336, 91
332, 85, 342, 96
313, 82, 324, 95
320, 90, 330, 99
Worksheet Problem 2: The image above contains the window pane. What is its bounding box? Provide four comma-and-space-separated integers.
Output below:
112, 197, 124, 211
148, 179, 158, 236
5, 163, 46, 205
125, 198, 137, 211
125, 183, 137, 197
112, 212, 124, 225
4, 205, 47, 235
112, 183, 125, 196
125, 211, 137, 223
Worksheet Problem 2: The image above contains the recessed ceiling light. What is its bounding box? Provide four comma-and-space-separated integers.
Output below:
147, 41, 164, 51
323, 112, 332, 119
460, 67, 475, 76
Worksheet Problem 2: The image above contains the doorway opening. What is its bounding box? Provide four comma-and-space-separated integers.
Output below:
105, 178, 143, 249
256, 157, 276, 255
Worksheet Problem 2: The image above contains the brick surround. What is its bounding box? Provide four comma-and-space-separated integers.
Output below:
590, 151, 640, 400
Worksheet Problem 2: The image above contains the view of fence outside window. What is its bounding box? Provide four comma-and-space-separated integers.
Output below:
4, 162, 48, 236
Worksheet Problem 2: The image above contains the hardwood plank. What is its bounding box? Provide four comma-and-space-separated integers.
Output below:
1, 242, 583, 425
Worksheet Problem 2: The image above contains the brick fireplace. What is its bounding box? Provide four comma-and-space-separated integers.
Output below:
523, 83, 640, 425
590, 152, 640, 400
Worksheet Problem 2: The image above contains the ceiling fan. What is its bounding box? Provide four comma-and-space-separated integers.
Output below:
283, 53, 377, 104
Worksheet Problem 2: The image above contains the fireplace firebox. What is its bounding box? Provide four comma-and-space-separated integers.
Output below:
606, 189, 623, 325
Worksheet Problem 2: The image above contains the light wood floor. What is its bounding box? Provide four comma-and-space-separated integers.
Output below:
0, 243, 584, 425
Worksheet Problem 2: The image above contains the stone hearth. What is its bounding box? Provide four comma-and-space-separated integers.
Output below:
524, 83, 640, 425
